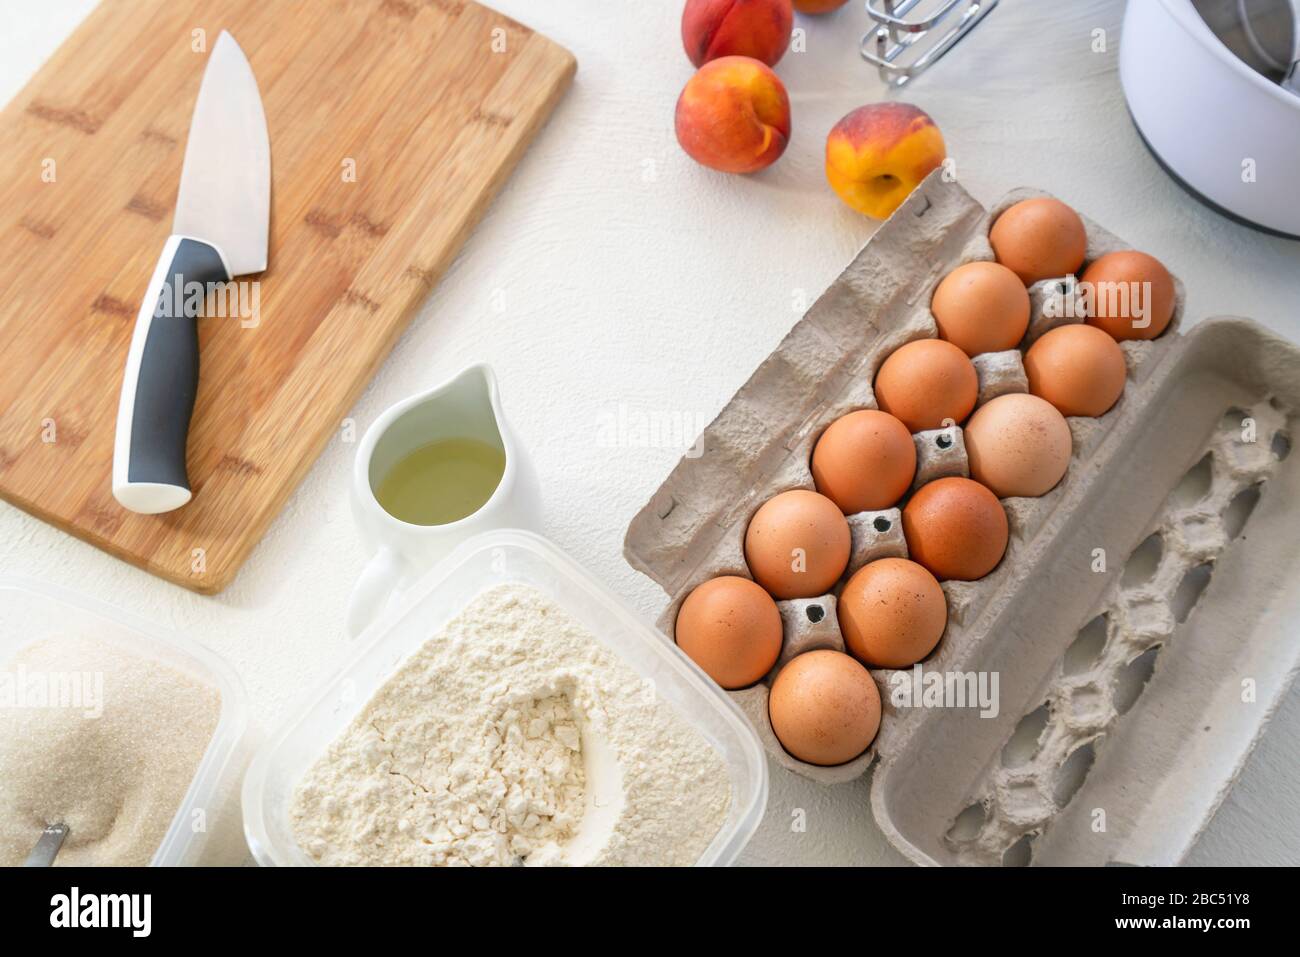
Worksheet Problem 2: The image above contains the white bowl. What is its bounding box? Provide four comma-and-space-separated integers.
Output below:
1122, 0, 1300, 237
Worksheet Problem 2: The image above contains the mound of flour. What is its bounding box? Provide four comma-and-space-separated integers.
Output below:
291, 584, 731, 866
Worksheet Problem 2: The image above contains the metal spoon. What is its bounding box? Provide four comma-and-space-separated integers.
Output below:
24, 824, 69, 867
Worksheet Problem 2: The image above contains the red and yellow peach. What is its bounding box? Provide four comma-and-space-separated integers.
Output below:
675, 56, 791, 174
682, 0, 793, 67
825, 103, 946, 219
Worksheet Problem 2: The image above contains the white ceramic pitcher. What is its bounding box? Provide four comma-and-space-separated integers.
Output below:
346, 363, 539, 636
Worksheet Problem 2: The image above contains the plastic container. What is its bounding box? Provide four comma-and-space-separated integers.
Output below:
0, 576, 253, 866
242, 529, 768, 867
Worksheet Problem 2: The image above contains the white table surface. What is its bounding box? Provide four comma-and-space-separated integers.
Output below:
2, 0, 1297, 866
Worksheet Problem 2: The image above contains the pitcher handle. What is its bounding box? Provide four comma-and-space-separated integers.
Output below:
346, 546, 403, 638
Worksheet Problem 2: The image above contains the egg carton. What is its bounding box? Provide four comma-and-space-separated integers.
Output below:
624, 173, 1300, 865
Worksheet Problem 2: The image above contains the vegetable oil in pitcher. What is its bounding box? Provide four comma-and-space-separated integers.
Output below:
374, 437, 505, 526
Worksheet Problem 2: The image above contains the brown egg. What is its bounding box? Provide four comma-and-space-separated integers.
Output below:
744, 489, 850, 599
874, 339, 979, 433
964, 393, 1073, 498
1024, 324, 1127, 417
930, 261, 1030, 356
811, 410, 916, 514
768, 650, 880, 766
1081, 250, 1176, 341
675, 576, 783, 689
838, 558, 947, 668
902, 477, 1009, 580
989, 197, 1088, 285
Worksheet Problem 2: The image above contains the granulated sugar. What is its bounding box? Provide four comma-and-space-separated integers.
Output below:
0, 636, 222, 866
291, 584, 732, 866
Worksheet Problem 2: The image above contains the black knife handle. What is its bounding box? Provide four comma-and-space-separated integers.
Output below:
112, 235, 230, 514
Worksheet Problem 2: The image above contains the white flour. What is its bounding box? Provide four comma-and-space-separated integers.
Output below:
291, 584, 732, 866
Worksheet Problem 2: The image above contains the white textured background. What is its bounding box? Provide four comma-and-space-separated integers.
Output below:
1, 0, 1297, 866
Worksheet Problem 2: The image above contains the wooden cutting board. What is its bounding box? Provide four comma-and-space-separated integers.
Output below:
0, 0, 574, 593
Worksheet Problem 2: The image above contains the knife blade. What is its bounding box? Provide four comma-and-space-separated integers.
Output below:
112, 31, 271, 514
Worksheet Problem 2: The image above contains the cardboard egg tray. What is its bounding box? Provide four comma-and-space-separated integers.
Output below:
624, 173, 1300, 865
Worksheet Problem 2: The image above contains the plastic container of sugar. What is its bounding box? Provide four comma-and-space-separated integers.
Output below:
242, 528, 769, 867
0, 576, 253, 866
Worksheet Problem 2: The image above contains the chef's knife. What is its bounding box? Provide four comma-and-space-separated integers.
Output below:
112, 31, 270, 514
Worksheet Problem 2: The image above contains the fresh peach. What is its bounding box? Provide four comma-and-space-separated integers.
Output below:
825, 102, 946, 219
794, 0, 850, 12
682, 0, 793, 67
675, 56, 791, 174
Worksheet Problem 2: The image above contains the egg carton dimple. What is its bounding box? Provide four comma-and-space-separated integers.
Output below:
1024, 278, 1084, 345
972, 351, 1027, 406
774, 595, 842, 669
912, 426, 968, 488
628, 175, 1300, 857
846, 508, 908, 575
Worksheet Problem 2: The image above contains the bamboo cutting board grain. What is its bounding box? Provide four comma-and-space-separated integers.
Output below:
0, 0, 575, 593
